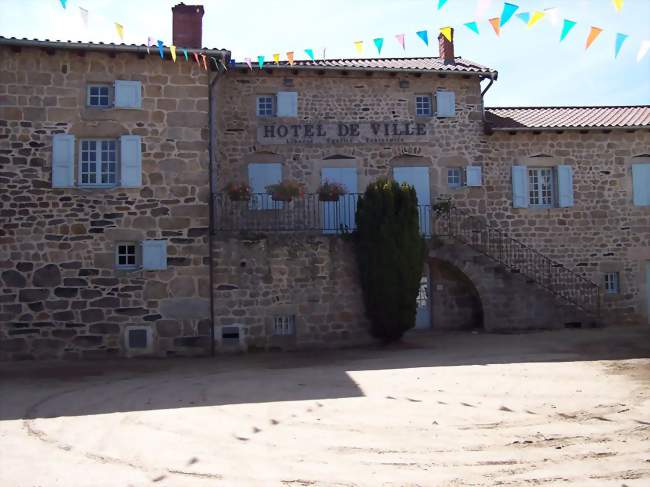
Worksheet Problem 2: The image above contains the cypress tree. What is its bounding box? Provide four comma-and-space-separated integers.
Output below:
354, 178, 426, 342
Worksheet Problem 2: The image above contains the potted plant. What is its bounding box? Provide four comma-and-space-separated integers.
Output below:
266, 180, 304, 202
317, 180, 347, 202
224, 181, 252, 202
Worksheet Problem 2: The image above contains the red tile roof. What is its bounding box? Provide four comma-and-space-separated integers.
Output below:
235, 57, 497, 77
486, 106, 650, 130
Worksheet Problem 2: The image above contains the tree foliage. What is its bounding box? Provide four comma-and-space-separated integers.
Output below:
354, 178, 426, 342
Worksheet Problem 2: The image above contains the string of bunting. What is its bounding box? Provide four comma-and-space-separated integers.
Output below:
56, 0, 650, 69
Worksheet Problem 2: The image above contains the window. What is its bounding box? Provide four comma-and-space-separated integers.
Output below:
528, 167, 554, 207
80, 139, 117, 186
116, 242, 138, 269
257, 95, 275, 116
248, 162, 282, 209
125, 326, 153, 355
604, 272, 620, 294
87, 85, 110, 107
415, 95, 433, 117
447, 167, 462, 188
273, 316, 296, 336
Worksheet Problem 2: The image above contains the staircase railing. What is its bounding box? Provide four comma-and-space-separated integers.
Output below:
433, 204, 601, 316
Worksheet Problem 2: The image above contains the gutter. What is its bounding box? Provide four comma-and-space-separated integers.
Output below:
480, 72, 498, 135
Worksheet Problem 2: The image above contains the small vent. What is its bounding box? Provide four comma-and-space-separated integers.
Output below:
222, 326, 241, 346
273, 316, 296, 336
128, 328, 148, 348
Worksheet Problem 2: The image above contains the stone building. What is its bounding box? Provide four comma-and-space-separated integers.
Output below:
1, 4, 649, 360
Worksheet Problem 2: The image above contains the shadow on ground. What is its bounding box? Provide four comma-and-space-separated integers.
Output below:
1, 326, 648, 421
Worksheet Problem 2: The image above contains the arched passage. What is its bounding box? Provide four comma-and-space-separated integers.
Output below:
429, 257, 484, 330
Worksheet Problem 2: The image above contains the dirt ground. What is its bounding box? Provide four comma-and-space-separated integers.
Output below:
1, 327, 649, 487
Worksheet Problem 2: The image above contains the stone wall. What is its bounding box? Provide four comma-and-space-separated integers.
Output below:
0, 46, 212, 360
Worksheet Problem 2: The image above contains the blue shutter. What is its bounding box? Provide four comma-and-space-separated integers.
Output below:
557, 165, 574, 207
276, 91, 297, 117
466, 165, 482, 187
114, 80, 142, 109
120, 135, 142, 187
393, 166, 431, 236
52, 134, 75, 187
321, 167, 358, 234
248, 163, 282, 209
436, 91, 456, 118
142, 240, 167, 270
512, 165, 528, 208
632, 164, 650, 206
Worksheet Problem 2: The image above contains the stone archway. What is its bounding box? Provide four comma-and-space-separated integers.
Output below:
429, 257, 484, 330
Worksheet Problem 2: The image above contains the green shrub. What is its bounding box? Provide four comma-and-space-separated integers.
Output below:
354, 178, 426, 342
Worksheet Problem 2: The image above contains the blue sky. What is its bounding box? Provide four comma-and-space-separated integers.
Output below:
1, 0, 649, 106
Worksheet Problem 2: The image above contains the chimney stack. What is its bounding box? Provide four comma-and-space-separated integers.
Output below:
438, 28, 455, 65
172, 3, 204, 49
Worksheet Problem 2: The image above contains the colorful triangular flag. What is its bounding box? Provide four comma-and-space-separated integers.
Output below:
416, 30, 429, 46
273, 53, 280, 64
489, 18, 501, 36
193, 52, 200, 66
614, 33, 628, 58
157, 40, 164, 59
354, 41, 363, 54
146, 36, 152, 54
305, 48, 315, 61
500, 3, 519, 27
287, 51, 294, 65
244, 57, 252, 70
115, 22, 124, 41
170, 45, 177, 62
544, 7, 560, 26
637, 40, 650, 62
528, 11, 545, 27
560, 19, 576, 42
585, 26, 603, 49
79, 7, 88, 26
257, 55, 264, 69
438, 0, 449, 10
59, 0, 67, 8
183, 48, 188, 61
201, 54, 207, 71
464, 21, 479, 34
373, 38, 384, 55
395, 34, 405, 50
516, 12, 530, 24
612, 0, 624, 12
440, 27, 453, 42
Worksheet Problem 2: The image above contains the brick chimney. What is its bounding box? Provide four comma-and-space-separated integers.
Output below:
438, 28, 455, 65
172, 3, 204, 49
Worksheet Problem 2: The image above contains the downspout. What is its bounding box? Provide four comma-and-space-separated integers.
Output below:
207, 66, 221, 357
480, 72, 498, 135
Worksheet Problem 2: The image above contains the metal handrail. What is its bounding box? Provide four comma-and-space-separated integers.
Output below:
433, 204, 601, 316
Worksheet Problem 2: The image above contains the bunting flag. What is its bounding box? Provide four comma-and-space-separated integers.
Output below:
438, 0, 449, 9
59, 0, 67, 8
244, 57, 253, 70
614, 33, 628, 58
321, 47, 327, 59
287, 51, 294, 65
115, 22, 124, 41
201, 54, 207, 70
157, 40, 164, 59
544, 8, 560, 26
464, 21, 480, 35
354, 41, 363, 54
516, 12, 530, 24
395, 34, 405, 50
612, 0, 624, 12
79, 7, 88, 27
273, 53, 280, 64
305, 48, 315, 61
211, 57, 219, 69
488, 17, 501, 36
146, 36, 152, 54
637, 40, 650, 62
183, 48, 188, 61
440, 27, 453, 42
170, 45, 177, 62
373, 37, 384, 54
416, 30, 429, 46
219, 59, 228, 71
193, 52, 200, 66
560, 19, 576, 42
528, 11, 545, 27
585, 26, 603, 49
257, 55, 264, 69
500, 3, 519, 27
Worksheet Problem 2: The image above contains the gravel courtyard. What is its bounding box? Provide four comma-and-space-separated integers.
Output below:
1, 327, 649, 487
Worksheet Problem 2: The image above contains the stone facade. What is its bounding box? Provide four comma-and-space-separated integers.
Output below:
0, 45, 213, 359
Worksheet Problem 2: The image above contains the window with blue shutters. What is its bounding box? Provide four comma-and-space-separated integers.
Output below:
415, 95, 433, 117
87, 85, 111, 107
79, 139, 117, 186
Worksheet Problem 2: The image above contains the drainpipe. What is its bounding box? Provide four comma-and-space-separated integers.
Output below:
480, 72, 498, 135
207, 67, 221, 357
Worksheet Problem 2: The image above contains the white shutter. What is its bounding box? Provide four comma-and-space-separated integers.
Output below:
632, 164, 650, 206
52, 134, 75, 187
142, 240, 167, 270
512, 165, 528, 208
276, 91, 298, 117
120, 135, 142, 187
248, 162, 282, 209
436, 91, 456, 118
557, 165, 574, 208
466, 165, 482, 187
114, 80, 142, 109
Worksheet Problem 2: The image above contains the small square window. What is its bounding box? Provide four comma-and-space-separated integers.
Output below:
604, 272, 620, 294
415, 95, 432, 117
447, 167, 462, 188
87, 85, 111, 107
116, 242, 138, 269
257, 95, 275, 116
272, 316, 295, 336
125, 326, 153, 355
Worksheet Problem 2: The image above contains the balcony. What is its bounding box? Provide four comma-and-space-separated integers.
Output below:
213, 193, 433, 235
